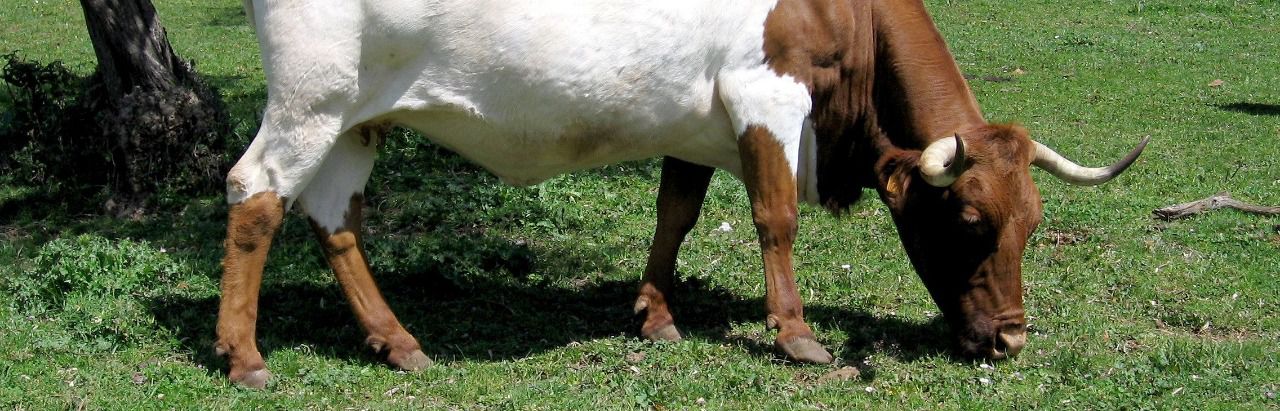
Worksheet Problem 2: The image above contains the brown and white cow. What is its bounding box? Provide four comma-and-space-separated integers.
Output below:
217, 0, 1146, 387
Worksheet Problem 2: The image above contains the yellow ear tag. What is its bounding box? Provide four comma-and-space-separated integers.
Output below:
886, 177, 900, 196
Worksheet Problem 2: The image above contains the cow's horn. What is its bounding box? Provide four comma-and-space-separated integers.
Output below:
1032, 136, 1150, 186
919, 134, 967, 187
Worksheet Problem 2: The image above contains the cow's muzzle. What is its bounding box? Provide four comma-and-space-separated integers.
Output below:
989, 327, 1027, 360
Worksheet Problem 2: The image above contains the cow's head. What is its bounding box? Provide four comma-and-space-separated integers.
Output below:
874, 124, 1147, 359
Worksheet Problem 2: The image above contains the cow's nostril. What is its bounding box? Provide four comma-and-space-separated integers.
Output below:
995, 329, 1027, 358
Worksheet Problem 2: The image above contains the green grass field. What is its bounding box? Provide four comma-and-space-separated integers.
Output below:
2, 0, 1278, 409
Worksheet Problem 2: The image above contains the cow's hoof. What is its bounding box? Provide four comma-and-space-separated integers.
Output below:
642, 324, 683, 342
390, 349, 433, 371
231, 368, 271, 389
777, 337, 834, 364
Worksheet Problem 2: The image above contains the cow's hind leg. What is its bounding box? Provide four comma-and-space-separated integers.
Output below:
635, 157, 715, 341
299, 128, 431, 372
216, 191, 285, 388
217, 117, 344, 388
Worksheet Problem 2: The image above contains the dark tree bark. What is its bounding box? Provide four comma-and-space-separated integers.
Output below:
79, 0, 191, 96
77, 0, 230, 213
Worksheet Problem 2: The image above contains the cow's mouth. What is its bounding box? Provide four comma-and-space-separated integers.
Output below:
958, 323, 1027, 360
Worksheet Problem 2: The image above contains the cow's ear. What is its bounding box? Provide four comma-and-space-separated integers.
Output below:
875, 151, 919, 210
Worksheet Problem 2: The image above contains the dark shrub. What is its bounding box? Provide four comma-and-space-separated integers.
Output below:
0, 53, 232, 210
0, 53, 107, 190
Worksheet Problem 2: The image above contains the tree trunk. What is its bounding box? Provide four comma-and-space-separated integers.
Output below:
79, 0, 192, 96
77, 0, 229, 212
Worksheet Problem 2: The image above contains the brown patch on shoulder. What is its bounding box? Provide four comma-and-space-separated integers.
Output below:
761, 0, 871, 96
762, 0, 878, 211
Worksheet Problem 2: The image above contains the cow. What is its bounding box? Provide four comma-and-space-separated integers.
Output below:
216, 0, 1147, 387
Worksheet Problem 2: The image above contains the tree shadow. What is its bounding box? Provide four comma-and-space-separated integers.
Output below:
205, 5, 249, 28
1216, 102, 1280, 116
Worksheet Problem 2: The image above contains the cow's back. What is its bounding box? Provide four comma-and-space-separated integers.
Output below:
248, 0, 785, 184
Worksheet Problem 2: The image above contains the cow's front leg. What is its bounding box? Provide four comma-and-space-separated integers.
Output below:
635, 157, 715, 341
216, 191, 285, 389
738, 126, 833, 364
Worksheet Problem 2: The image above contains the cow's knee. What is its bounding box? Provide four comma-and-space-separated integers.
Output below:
750, 206, 798, 247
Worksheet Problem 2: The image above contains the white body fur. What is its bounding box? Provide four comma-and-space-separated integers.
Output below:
230, 0, 817, 232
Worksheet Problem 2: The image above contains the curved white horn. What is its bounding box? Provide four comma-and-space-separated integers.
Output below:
1033, 136, 1150, 186
919, 134, 967, 187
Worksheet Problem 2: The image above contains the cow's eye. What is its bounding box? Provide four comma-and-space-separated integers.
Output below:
960, 205, 983, 225
956, 205, 994, 238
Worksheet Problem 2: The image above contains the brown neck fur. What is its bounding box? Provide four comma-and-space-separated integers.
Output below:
870, 0, 986, 146
762, 0, 987, 211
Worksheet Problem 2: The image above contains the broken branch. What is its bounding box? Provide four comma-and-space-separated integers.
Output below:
1153, 192, 1280, 221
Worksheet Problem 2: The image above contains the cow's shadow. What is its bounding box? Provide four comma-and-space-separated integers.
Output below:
149, 218, 952, 380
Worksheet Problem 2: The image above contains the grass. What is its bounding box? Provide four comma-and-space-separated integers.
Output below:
2, 0, 1278, 409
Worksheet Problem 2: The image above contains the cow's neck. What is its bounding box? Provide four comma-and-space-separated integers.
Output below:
762, 0, 988, 210
870, 0, 986, 149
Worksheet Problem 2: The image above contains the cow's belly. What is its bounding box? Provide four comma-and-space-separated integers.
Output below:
351, 1, 772, 183
390, 105, 743, 186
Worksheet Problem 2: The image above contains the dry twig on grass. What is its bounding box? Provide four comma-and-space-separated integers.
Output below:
1153, 192, 1280, 221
